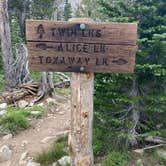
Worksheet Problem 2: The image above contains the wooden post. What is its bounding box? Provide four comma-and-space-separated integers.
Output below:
69, 18, 94, 166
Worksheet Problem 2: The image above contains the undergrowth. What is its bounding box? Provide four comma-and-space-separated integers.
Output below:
36, 136, 68, 166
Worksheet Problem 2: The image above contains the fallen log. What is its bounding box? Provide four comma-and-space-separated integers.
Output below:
0, 80, 70, 104
0, 83, 38, 104
145, 136, 166, 144
133, 144, 166, 155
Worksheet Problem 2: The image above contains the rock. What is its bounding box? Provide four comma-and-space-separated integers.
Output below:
26, 162, 40, 166
57, 156, 70, 166
52, 162, 57, 166
59, 112, 65, 115
18, 100, 29, 108
46, 98, 57, 105
19, 151, 28, 165
29, 103, 34, 107
0, 145, 12, 162
21, 140, 28, 147
136, 159, 143, 166
37, 103, 44, 107
156, 149, 166, 160
0, 110, 6, 116
2, 134, 13, 140
41, 136, 56, 144
31, 111, 40, 115
0, 103, 7, 110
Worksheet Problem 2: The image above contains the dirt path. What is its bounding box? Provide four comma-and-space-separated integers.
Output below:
0, 100, 71, 166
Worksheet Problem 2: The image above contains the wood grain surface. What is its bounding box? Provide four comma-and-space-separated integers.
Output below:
26, 20, 137, 73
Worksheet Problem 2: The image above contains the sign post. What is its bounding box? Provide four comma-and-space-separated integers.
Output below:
26, 18, 137, 166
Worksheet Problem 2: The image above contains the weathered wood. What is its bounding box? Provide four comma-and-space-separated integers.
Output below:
26, 20, 137, 45
26, 20, 137, 73
0, 0, 16, 89
70, 18, 94, 166
27, 42, 136, 73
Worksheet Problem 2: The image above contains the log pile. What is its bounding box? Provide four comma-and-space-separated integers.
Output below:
0, 83, 39, 104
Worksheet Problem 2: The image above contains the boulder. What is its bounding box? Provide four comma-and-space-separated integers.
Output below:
0, 145, 12, 162
0, 110, 6, 116
0, 103, 7, 110
57, 156, 70, 166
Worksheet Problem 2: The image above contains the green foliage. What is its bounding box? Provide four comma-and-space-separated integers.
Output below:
0, 74, 5, 93
36, 137, 68, 166
74, 0, 166, 155
101, 151, 128, 166
0, 110, 30, 135
32, 0, 54, 19
153, 149, 166, 165
64, 0, 72, 21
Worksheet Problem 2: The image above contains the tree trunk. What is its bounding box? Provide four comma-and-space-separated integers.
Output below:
14, 44, 32, 84
0, 0, 16, 90
128, 80, 140, 146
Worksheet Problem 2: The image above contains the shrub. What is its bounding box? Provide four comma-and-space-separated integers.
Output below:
36, 137, 68, 166
101, 151, 128, 166
0, 111, 30, 134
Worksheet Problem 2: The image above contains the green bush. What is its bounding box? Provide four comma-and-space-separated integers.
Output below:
0, 111, 30, 135
36, 137, 68, 166
101, 151, 128, 166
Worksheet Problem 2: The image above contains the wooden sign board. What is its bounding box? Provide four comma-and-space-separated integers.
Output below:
26, 20, 137, 73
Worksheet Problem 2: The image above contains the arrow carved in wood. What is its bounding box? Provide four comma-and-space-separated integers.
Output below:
112, 58, 128, 65
37, 24, 45, 39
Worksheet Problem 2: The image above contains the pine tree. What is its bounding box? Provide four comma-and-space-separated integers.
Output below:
64, 0, 72, 21
80, 0, 166, 154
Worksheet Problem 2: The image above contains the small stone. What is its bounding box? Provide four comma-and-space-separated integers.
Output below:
59, 112, 65, 115
21, 140, 28, 147
0, 103, 7, 110
31, 111, 40, 115
0, 110, 6, 116
26, 161, 40, 166
41, 136, 54, 143
2, 134, 13, 140
57, 156, 70, 166
46, 98, 57, 104
136, 159, 143, 166
29, 103, 34, 107
18, 100, 29, 108
52, 162, 57, 166
19, 151, 28, 165
37, 103, 44, 107
0, 145, 12, 162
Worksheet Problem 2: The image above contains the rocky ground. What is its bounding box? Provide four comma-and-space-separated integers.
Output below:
0, 97, 71, 166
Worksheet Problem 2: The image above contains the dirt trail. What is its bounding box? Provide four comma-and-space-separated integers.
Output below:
0, 100, 71, 166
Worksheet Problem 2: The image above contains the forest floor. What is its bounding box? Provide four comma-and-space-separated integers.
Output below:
0, 95, 71, 166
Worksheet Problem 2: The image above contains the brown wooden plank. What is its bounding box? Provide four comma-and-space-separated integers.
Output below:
26, 20, 137, 46
27, 42, 136, 73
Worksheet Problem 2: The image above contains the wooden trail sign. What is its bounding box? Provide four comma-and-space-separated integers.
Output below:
26, 20, 137, 73
26, 18, 137, 166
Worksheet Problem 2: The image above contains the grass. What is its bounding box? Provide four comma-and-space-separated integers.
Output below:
101, 151, 128, 166
36, 136, 68, 166
55, 88, 71, 96
0, 73, 5, 93
0, 111, 30, 135
0, 105, 46, 135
